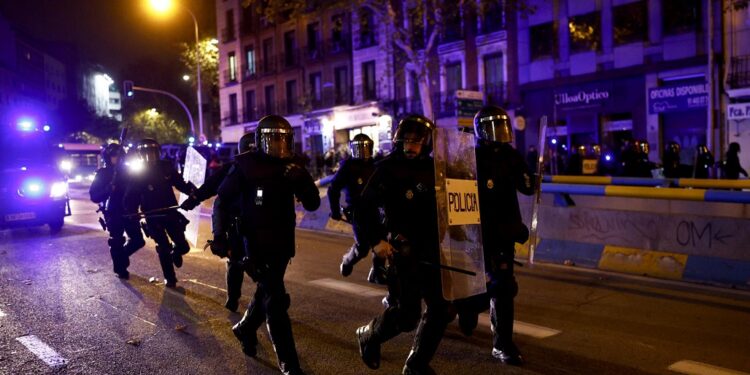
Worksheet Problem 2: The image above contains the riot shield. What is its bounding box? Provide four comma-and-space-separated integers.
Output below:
179, 147, 207, 247
434, 128, 487, 301
528, 116, 548, 264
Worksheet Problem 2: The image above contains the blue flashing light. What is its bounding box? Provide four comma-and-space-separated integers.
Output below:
188, 136, 195, 143
605, 154, 612, 162
21, 166, 27, 171
551, 138, 557, 145
208, 143, 213, 147
21, 178, 45, 198
43, 125, 51, 132
17, 120, 35, 132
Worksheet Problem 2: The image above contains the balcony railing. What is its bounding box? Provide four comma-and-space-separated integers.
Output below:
353, 84, 379, 103
223, 69, 239, 85
354, 32, 378, 50
728, 55, 750, 89
241, 64, 257, 81
279, 50, 301, 69
223, 111, 240, 126
390, 83, 507, 118
221, 27, 236, 43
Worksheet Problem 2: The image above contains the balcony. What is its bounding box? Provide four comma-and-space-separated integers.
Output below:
728, 55, 750, 89
221, 27, 236, 43
222, 69, 239, 85
241, 64, 257, 81
258, 56, 278, 76
390, 83, 506, 118
279, 50, 301, 69
222, 111, 240, 126
243, 108, 259, 123
354, 32, 378, 50
354, 84, 379, 103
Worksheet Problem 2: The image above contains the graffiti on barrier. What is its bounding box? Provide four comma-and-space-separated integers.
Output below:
675, 220, 734, 249
568, 210, 659, 244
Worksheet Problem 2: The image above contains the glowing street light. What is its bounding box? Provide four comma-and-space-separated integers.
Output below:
182, 74, 190, 81
147, 0, 205, 141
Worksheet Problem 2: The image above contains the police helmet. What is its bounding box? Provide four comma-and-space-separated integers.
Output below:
590, 144, 602, 157
101, 143, 125, 168
666, 141, 681, 154
238, 132, 255, 154
473, 105, 513, 144
137, 138, 161, 163
350, 133, 374, 160
696, 144, 710, 155
637, 140, 650, 155
393, 114, 435, 156
576, 145, 587, 156
255, 115, 294, 159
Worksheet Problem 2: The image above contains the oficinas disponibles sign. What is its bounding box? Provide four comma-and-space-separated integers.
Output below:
648, 83, 708, 114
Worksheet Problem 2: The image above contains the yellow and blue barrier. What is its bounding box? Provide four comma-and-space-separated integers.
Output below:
543, 175, 750, 190
541, 183, 750, 204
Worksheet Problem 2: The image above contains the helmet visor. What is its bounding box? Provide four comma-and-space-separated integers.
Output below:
259, 129, 293, 159
350, 139, 374, 159
475, 115, 512, 143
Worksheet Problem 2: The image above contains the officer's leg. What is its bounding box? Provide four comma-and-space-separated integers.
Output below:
233, 286, 266, 357
367, 253, 388, 285
261, 258, 303, 374
149, 221, 177, 287
357, 262, 421, 370
403, 268, 450, 374
489, 260, 523, 365
123, 218, 145, 256
340, 222, 371, 276
166, 220, 190, 268
106, 219, 129, 278
225, 231, 245, 312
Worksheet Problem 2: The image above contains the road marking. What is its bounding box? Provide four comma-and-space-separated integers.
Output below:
185, 279, 228, 293
477, 313, 561, 339
15, 335, 68, 369
0, 308, 5, 317
309, 278, 386, 298
668, 360, 749, 375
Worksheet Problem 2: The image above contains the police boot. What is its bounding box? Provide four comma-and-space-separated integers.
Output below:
367, 255, 388, 285
490, 298, 523, 365
339, 244, 360, 277
172, 248, 183, 268
355, 320, 381, 369
156, 246, 177, 287
232, 312, 259, 357
265, 294, 303, 375
403, 305, 449, 374
225, 259, 244, 312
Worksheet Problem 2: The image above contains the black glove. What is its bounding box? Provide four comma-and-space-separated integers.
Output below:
207, 234, 229, 258
180, 196, 200, 211
284, 163, 307, 184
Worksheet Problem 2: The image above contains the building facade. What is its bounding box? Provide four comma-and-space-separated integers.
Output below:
725, 2, 750, 173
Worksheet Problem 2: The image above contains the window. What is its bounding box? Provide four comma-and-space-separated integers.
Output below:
262, 38, 273, 73
307, 22, 320, 55
663, 0, 700, 35
484, 53, 504, 105
223, 9, 235, 42
229, 93, 238, 124
245, 46, 255, 77
331, 14, 345, 51
265, 85, 275, 115
568, 12, 601, 53
358, 8, 376, 48
286, 80, 297, 114
245, 90, 256, 121
363, 61, 376, 100
241, 4, 254, 35
228, 52, 237, 82
284, 31, 297, 67
445, 63, 462, 93
334, 66, 349, 105
530, 22, 557, 60
613, 1, 648, 45
309, 72, 322, 106
480, 2, 505, 34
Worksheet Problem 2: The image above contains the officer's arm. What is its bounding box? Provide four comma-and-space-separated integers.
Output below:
327, 161, 347, 218
194, 163, 231, 202
122, 180, 141, 214
516, 152, 535, 196
217, 165, 242, 201
211, 195, 231, 237
357, 167, 388, 248
89, 169, 111, 204
169, 163, 196, 195
290, 165, 320, 212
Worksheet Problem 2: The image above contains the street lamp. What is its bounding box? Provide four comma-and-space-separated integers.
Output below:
182, 74, 190, 81
148, 0, 205, 141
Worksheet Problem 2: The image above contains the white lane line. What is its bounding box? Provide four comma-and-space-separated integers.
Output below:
185, 279, 228, 293
309, 278, 386, 298
668, 360, 749, 375
15, 335, 68, 370
477, 313, 561, 339
0, 307, 6, 317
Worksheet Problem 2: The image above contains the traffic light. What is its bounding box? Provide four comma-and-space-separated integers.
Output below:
123, 80, 134, 98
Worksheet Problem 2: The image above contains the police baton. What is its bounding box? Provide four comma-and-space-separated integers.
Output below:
123, 205, 180, 219
418, 261, 477, 276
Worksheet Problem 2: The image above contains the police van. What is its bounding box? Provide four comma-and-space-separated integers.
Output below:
0, 119, 71, 233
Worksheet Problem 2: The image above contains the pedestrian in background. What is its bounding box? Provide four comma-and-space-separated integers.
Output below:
724, 142, 747, 180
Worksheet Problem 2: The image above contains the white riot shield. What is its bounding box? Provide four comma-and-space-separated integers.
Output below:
434, 128, 487, 301
179, 147, 206, 247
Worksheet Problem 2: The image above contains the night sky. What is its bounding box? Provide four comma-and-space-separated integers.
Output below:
0, 0, 217, 82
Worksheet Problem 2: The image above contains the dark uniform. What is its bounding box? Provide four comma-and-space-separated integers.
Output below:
89, 143, 145, 279
329, 134, 385, 283
221, 115, 320, 375
724, 142, 748, 180
662, 142, 682, 179
356, 115, 450, 375
123, 139, 194, 288
694, 144, 714, 179
473, 105, 534, 365
180, 133, 256, 312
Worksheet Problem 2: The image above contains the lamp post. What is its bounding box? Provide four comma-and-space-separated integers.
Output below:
148, 0, 204, 140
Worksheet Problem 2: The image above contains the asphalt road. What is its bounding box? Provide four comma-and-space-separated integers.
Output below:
1, 187, 749, 375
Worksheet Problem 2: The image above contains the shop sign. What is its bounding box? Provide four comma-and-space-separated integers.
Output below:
554, 88, 610, 108
335, 106, 380, 128
728, 103, 750, 120
648, 83, 708, 114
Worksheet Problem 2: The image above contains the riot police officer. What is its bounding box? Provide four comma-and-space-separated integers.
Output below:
179, 132, 255, 311
218, 115, 319, 375
473, 105, 535, 365
123, 139, 195, 288
328, 134, 386, 283
662, 142, 681, 178
694, 144, 714, 179
89, 143, 146, 279
355, 115, 450, 375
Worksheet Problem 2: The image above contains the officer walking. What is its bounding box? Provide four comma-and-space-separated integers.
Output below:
473, 105, 535, 365
328, 134, 387, 283
180, 133, 255, 311
218, 115, 320, 375
89, 143, 146, 279
662, 142, 682, 178
355, 115, 450, 375
123, 139, 195, 288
